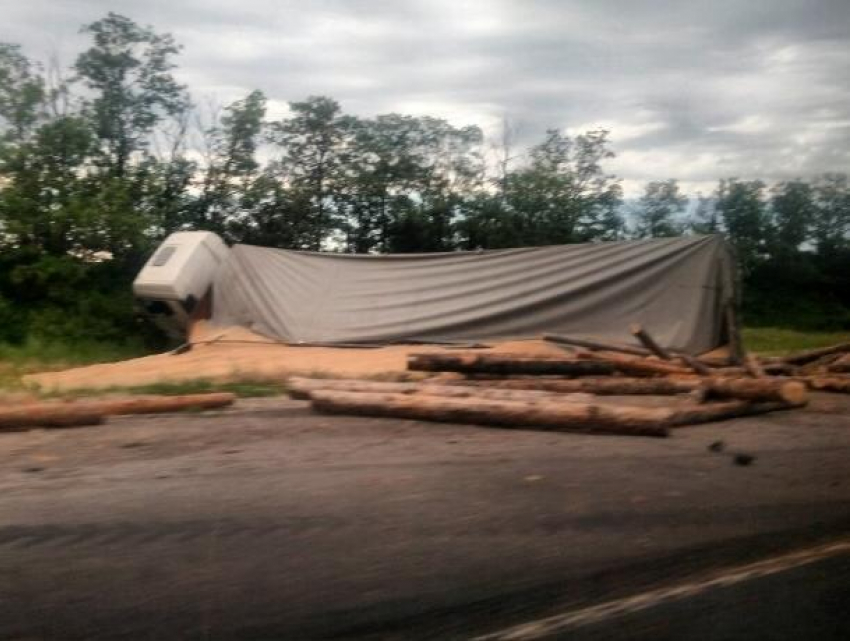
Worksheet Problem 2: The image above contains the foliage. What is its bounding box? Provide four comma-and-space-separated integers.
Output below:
633, 179, 686, 238
741, 327, 850, 356
457, 129, 622, 248
0, 336, 149, 389
75, 12, 188, 177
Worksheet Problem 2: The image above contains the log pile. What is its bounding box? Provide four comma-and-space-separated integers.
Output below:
287, 327, 842, 438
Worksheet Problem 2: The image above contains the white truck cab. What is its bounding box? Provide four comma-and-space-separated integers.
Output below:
133, 231, 229, 331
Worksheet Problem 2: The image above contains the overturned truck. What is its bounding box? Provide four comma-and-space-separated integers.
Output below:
133, 232, 740, 356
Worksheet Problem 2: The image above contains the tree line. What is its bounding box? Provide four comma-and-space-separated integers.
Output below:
1, 13, 848, 346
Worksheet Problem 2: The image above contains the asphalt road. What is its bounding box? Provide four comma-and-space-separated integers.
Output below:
1, 393, 850, 639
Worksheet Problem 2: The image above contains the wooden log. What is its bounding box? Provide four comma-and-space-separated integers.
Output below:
310, 390, 804, 436
407, 353, 616, 376
667, 400, 803, 428
541, 333, 651, 357
800, 376, 850, 394
446, 374, 804, 405
290, 378, 596, 403
782, 342, 850, 366
0, 392, 236, 433
763, 362, 796, 376
438, 376, 699, 395
87, 393, 237, 416
289, 378, 421, 400
310, 391, 671, 437
696, 366, 749, 377
797, 352, 844, 375
679, 353, 712, 376
744, 353, 766, 378
447, 374, 804, 404
701, 378, 807, 405
292, 375, 808, 406
0, 405, 105, 431
696, 354, 736, 368
828, 354, 850, 374
629, 324, 673, 360
725, 301, 745, 364
584, 353, 693, 377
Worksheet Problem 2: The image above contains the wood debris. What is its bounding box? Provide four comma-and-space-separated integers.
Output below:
290, 327, 847, 438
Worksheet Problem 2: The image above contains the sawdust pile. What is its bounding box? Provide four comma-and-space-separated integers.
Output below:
24, 322, 569, 392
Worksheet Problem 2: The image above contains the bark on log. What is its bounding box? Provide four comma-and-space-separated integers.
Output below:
407, 353, 616, 376
667, 400, 803, 428
725, 301, 745, 364
309, 390, 804, 436
439, 376, 699, 395
289, 378, 595, 403
292, 375, 808, 406
763, 362, 797, 376
800, 376, 850, 394
289, 378, 421, 400
782, 342, 850, 366
457, 372, 802, 404
700, 378, 807, 405
87, 393, 237, 416
444, 374, 804, 404
0, 392, 235, 432
0, 405, 105, 431
541, 333, 651, 357
699, 366, 749, 377
310, 390, 671, 437
828, 354, 850, 374
630, 324, 673, 360
744, 353, 766, 378
584, 353, 693, 377
679, 353, 712, 376
797, 353, 844, 375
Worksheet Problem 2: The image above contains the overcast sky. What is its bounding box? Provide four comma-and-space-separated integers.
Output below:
3, 0, 850, 196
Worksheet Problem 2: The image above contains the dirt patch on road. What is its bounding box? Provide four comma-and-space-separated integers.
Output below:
23, 322, 568, 392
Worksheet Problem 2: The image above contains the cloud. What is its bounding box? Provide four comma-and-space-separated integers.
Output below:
2, 0, 849, 195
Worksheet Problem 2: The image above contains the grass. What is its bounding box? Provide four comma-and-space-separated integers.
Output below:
0, 340, 288, 398
741, 327, 850, 356
0, 338, 150, 391
44, 378, 289, 399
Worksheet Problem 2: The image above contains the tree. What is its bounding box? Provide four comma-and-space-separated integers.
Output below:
75, 12, 188, 177
812, 173, 850, 258
454, 194, 516, 249
688, 192, 719, 235
270, 96, 346, 250
633, 179, 687, 238
770, 180, 814, 261
491, 117, 518, 201
145, 113, 197, 238
468, 128, 622, 247
715, 179, 769, 274
0, 43, 45, 143
388, 118, 484, 252
226, 171, 316, 248
194, 90, 267, 237
0, 115, 95, 254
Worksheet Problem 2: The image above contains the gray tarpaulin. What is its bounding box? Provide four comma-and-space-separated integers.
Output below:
210, 235, 737, 353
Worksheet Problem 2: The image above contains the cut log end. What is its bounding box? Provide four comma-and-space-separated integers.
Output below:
778, 381, 808, 406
